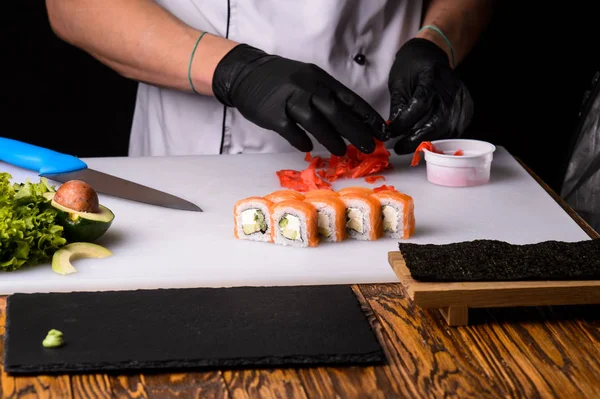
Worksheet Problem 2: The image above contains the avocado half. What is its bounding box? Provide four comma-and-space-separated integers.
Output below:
44, 192, 115, 242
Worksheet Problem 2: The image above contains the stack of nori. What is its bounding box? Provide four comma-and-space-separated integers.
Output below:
398, 239, 600, 282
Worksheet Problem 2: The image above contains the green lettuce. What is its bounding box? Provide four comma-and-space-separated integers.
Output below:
0, 172, 67, 271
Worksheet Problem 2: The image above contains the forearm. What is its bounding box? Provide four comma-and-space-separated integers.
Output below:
416, 0, 495, 67
45, 0, 238, 95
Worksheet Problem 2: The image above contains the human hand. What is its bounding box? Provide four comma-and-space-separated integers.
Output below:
387, 38, 474, 154
212, 44, 387, 156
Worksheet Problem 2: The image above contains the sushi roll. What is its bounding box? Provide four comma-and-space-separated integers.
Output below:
338, 186, 374, 196
304, 195, 347, 242
304, 189, 339, 198
264, 189, 305, 203
339, 192, 382, 241
371, 190, 415, 239
233, 196, 274, 242
271, 199, 319, 247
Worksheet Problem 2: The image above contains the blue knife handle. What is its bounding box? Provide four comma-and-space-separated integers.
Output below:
0, 137, 87, 175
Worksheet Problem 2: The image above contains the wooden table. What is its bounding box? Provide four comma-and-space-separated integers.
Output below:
1, 161, 599, 399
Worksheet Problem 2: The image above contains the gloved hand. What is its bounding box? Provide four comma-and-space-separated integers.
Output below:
387, 38, 474, 154
212, 44, 387, 156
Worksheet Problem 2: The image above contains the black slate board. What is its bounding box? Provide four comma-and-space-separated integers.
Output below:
399, 239, 600, 282
3, 285, 385, 375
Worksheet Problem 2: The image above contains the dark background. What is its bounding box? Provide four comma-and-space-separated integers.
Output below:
2, 2, 598, 193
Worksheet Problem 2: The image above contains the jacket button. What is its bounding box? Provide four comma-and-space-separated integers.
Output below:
353, 53, 366, 65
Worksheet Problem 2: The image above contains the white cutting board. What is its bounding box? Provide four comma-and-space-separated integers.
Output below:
0, 147, 590, 295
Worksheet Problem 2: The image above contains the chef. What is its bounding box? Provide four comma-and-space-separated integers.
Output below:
45, 0, 493, 157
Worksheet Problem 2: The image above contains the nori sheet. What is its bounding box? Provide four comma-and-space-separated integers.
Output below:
398, 239, 600, 282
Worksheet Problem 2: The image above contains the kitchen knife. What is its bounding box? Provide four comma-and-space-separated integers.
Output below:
0, 137, 202, 212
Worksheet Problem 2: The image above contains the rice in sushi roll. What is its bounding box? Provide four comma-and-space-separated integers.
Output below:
264, 189, 305, 203
339, 192, 382, 241
371, 190, 415, 239
271, 199, 319, 247
304, 195, 347, 242
233, 196, 274, 242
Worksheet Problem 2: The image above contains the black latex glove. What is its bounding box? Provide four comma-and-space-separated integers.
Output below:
212, 44, 386, 156
387, 38, 474, 154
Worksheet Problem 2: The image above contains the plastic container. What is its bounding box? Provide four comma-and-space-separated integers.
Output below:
422, 139, 496, 187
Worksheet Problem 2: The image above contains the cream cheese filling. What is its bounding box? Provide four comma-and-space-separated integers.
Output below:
317, 211, 331, 237
382, 205, 400, 232
346, 207, 364, 233
279, 214, 302, 241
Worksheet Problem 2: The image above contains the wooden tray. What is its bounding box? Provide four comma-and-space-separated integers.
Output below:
387, 251, 600, 326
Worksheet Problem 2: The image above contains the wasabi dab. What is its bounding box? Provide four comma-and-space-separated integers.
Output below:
42, 329, 64, 348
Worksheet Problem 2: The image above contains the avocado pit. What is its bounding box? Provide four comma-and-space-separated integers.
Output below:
54, 180, 100, 213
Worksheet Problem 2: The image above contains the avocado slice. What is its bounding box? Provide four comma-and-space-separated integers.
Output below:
282, 229, 298, 240
347, 218, 362, 233
242, 224, 259, 235
51, 242, 113, 275
44, 192, 115, 242
254, 210, 267, 233
318, 227, 331, 238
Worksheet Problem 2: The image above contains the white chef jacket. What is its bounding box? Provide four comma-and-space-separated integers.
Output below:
128, 0, 423, 156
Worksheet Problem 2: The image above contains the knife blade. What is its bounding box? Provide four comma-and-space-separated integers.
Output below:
0, 137, 202, 212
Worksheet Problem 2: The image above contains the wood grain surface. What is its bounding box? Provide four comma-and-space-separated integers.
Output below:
1, 161, 599, 398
